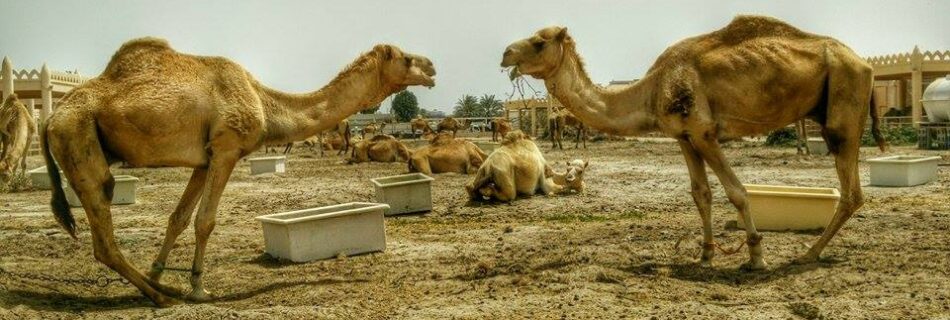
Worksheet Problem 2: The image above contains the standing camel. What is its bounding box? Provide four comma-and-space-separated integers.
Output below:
0, 94, 36, 184
41, 37, 435, 305
490, 117, 512, 142
437, 116, 462, 137
501, 16, 884, 269
548, 107, 587, 150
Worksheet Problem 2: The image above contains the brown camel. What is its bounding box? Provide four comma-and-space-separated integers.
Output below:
547, 159, 589, 193
548, 107, 587, 149
361, 121, 386, 139
437, 116, 462, 137
466, 131, 560, 202
348, 134, 411, 164
502, 16, 885, 269
490, 117, 512, 142
308, 119, 351, 156
410, 115, 433, 138
0, 94, 36, 184
41, 37, 435, 305
408, 132, 487, 175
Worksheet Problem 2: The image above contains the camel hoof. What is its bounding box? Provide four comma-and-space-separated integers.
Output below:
740, 258, 768, 271
697, 259, 712, 268
186, 288, 214, 302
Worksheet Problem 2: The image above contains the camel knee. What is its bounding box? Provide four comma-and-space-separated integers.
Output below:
724, 188, 748, 209
690, 181, 711, 204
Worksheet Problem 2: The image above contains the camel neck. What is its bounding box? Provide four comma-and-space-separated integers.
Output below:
544, 48, 659, 136
257, 61, 401, 145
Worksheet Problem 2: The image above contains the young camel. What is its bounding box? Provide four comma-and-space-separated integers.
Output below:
41, 37, 435, 306
347, 134, 411, 164
466, 130, 560, 202
501, 16, 885, 269
437, 116, 462, 137
547, 159, 589, 193
408, 132, 487, 174
0, 94, 36, 184
490, 117, 512, 142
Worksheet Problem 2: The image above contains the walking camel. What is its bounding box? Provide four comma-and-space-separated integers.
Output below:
41, 37, 435, 305
501, 16, 884, 269
0, 94, 36, 184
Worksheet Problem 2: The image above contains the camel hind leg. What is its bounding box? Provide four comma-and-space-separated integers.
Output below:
48, 116, 181, 306
149, 168, 208, 282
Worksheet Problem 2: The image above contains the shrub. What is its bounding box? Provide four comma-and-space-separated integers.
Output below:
765, 127, 799, 147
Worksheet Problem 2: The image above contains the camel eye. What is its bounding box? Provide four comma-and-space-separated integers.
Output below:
532, 40, 545, 52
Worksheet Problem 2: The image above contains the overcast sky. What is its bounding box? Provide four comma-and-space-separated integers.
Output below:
2, 0, 947, 113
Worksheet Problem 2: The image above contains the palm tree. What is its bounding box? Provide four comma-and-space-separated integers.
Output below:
478, 94, 504, 118
453, 95, 479, 117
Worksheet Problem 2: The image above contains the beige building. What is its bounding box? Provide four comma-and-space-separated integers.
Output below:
866, 47, 950, 125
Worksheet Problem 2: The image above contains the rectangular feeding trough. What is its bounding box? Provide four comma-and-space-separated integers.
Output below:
64, 175, 139, 207
474, 141, 500, 154
28, 166, 55, 190
806, 138, 828, 155
370, 173, 434, 216
739, 184, 840, 231
256, 202, 389, 262
867, 155, 941, 187
249, 156, 286, 175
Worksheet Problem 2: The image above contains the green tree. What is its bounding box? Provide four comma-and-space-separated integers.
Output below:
360, 104, 381, 114
477, 94, 504, 118
453, 95, 479, 117
391, 90, 419, 121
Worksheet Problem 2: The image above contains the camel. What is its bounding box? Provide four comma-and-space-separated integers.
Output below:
347, 134, 411, 164
41, 37, 435, 306
410, 115, 433, 139
490, 117, 512, 142
548, 107, 587, 149
466, 130, 560, 202
361, 121, 386, 138
547, 159, 589, 193
501, 16, 885, 270
408, 132, 487, 175
437, 116, 463, 137
0, 94, 36, 184
304, 119, 351, 156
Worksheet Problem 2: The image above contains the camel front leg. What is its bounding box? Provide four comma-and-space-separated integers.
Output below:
149, 167, 208, 282
691, 136, 767, 270
677, 139, 715, 265
186, 149, 240, 301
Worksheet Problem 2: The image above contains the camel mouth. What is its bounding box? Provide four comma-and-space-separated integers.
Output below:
505, 66, 522, 81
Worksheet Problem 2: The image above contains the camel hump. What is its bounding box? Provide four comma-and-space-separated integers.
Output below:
115, 37, 173, 55
101, 37, 176, 79
717, 15, 814, 43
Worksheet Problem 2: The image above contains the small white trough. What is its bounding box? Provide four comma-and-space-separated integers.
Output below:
249, 156, 286, 175
370, 173, 434, 216
255, 202, 389, 262
28, 166, 55, 190
806, 138, 828, 155
64, 175, 139, 207
474, 141, 500, 154
867, 155, 941, 187
738, 184, 840, 231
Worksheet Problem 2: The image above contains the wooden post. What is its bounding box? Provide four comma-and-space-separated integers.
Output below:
41, 63, 53, 116
910, 46, 923, 127
1, 56, 12, 101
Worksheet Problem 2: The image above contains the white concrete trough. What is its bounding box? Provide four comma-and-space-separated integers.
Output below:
868, 155, 941, 187
474, 141, 500, 154
249, 156, 286, 175
806, 138, 828, 155
28, 166, 56, 190
64, 175, 139, 207
739, 184, 840, 231
256, 202, 389, 262
370, 173, 434, 216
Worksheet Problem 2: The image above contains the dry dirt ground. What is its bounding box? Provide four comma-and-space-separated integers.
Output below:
1, 139, 948, 319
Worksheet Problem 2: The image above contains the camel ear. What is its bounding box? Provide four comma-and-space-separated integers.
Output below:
375, 45, 401, 60
404, 56, 413, 67
555, 27, 568, 42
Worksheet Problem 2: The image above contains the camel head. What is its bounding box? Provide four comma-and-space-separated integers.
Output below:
374, 45, 436, 89
563, 159, 589, 184
501, 26, 570, 80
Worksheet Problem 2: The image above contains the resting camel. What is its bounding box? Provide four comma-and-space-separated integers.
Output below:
408, 132, 487, 174
361, 121, 386, 138
548, 107, 587, 149
466, 131, 560, 202
502, 16, 884, 269
547, 159, 589, 193
410, 115, 433, 138
490, 117, 512, 142
41, 37, 435, 306
437, 116, 462, 137
348, 134, 411, 164
0, 94, 36, 184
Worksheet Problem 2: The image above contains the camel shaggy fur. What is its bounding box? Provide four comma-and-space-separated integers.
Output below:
348, 134, 411, 164
466, 131, 559, 202
41, 37, 435, 305
0, 94, 36, 184
408, 132, 487, 175
502, 16, 884, 269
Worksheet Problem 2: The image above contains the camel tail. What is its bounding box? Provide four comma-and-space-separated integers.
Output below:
41, 120, 77, 239
869, 93, 887, 152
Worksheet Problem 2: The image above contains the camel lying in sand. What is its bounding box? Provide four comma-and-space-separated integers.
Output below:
547, 159, 589, 193
361, 121, 386, 138
348, 134, 410, 164
0, 94, 36, 184
466, 131, 560, 202
408, 132, 487, 175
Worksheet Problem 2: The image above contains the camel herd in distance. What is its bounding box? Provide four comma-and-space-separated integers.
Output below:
0, 15, 887, 306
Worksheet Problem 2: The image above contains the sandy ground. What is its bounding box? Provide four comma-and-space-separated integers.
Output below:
0, 139, 948, 319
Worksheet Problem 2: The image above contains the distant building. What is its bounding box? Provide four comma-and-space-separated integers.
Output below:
866, 47, 950, 125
